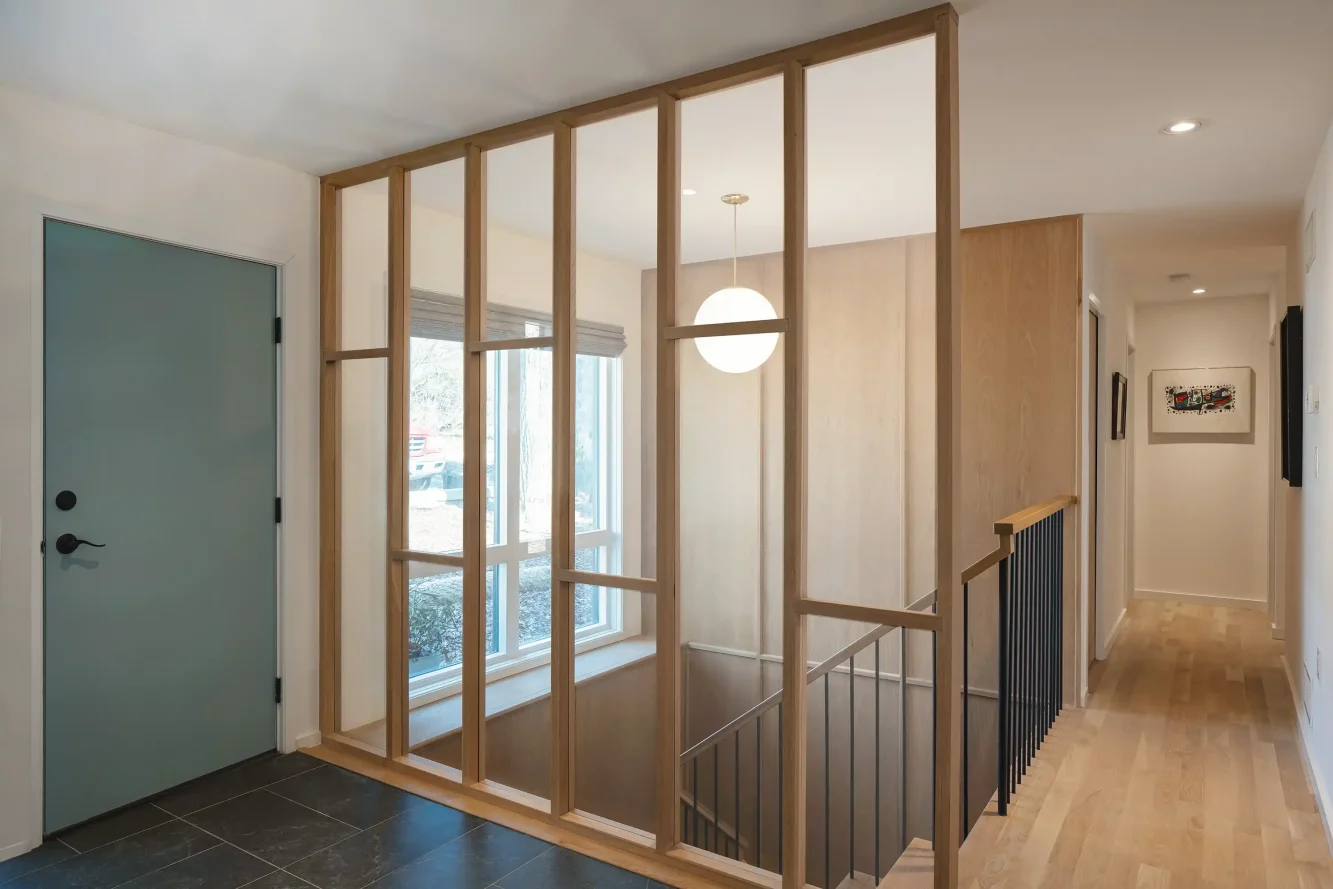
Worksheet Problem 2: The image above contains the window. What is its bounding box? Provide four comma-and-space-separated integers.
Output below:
405, 293, 624, 698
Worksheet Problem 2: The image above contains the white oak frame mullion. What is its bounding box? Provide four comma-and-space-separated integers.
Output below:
386, 166, 411, 760
932, 9, 963, 888
550, 120, 577, 816
654, 90, 682, 853
318, 182, 342, 737
462, 144, 488, 784
779, 58, 809, 889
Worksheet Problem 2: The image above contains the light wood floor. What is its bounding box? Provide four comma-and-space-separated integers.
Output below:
956, 599, 1333, 889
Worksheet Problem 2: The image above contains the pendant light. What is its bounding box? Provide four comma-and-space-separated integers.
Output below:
693, 193, 779, 374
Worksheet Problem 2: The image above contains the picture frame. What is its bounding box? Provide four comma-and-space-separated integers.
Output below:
1150, 366, 1254, 435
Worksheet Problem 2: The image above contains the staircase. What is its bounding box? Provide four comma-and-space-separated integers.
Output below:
678, 496, 1075, 887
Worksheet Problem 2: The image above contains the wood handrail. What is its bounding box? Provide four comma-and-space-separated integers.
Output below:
957, 495, 1077, 586
961, 538, 1012, 585
993, 495, 1077, 536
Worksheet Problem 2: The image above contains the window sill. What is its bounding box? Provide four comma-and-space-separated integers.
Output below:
345, 636, 655, 751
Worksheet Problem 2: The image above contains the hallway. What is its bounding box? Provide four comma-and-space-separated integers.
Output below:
959, 600, 1333, 888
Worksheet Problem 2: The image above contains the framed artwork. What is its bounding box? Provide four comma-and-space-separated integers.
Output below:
1110, 372, 1128, 440
1150, 367, 1254, 435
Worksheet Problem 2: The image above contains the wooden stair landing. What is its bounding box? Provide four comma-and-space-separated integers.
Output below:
835, 838, 934, 889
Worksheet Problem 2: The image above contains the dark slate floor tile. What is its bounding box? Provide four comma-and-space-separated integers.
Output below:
267, 765, 428, 830
285, 801, 482, 889
0, 841, 76, 884
5, 822, 218, 889
155, 755, 324, 817
116, 844, 274, 889
496, 847, 649, 889
180, 791, 356, 868
367, 822, 550, 889
58, 803, 175, 853
237, 873, 312, 889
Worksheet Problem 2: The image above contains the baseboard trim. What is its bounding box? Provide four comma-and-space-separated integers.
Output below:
0, 839, 36, 865
1134, 588, 1266, 611
1283, 656, 1333, 862
294, 731, 323, 750
1103, 607, 1127, 655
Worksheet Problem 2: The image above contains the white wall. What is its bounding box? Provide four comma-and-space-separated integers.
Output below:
1293, 118, 1333, 838
337, 186, 646, 731
1132, 295, 1272, 607
0, 87, 319, 860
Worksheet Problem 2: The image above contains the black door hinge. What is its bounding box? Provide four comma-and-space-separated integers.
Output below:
274, 677, 282, 704
275, 497, 282, 523
273, 317, 283, 344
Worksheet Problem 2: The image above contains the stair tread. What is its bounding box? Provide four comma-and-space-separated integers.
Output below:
876, 837, 934, 889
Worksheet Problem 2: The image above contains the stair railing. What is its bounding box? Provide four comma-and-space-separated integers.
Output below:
678, 590, 936, 886
959, 495, 1075, 820
677, 494, 1075, 886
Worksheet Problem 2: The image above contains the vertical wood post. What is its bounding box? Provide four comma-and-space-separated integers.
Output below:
780, 58, 809, 889
655, 91, 682, 852
932, 10, 963, 888
551, 121, 578, 815
319, 182, 342, 737
386, 166, 411, 760
463, 145, 489, 783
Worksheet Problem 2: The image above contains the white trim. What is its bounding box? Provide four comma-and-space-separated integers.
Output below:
26, 197, 298, 850
1271, 623, 1285, 641
1133, 588, 1267, 611
1285, 656, 1333, 860
294, 732, 323, 750
1103, 606, 1127, 654
1080, 293, 1108, 701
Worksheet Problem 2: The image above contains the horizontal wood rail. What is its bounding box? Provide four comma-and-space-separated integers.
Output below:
551, 568, 659, 595
392, 549, 465, 568
324, 348, 389, 362
793, 598, 940, 632
320, 5, 945, 188
663, 319, 789, 340
469, 336, 555, 353
961, 539, 1012, 585
994, 495, 1077, 536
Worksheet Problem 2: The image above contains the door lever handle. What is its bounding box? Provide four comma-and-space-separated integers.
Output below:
55, 533, 105, 556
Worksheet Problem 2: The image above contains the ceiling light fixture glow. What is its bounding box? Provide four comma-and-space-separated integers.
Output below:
694, 194, 778, 374
1162, 120, 1201, 135
1193, 288, 1206, 294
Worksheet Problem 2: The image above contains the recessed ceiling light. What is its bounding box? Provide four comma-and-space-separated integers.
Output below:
682, 188, 697, 196
1193, 288, 1206, 294
1162, 120, 1201, 135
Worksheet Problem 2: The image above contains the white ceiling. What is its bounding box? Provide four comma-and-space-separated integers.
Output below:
3, 0, 1333, 272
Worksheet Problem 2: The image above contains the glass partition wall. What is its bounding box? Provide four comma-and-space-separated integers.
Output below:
318, 8, 961, 889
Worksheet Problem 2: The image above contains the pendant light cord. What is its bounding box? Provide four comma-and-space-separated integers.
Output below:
732, 201, 738, 286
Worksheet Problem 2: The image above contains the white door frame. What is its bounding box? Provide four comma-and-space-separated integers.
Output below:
1080, 293, 1107, 700
27, 198, 290, 846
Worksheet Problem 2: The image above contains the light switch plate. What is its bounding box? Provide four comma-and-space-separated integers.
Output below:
1307, 385, 1320, 414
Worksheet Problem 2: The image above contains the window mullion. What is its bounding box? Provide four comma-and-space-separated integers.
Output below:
505, 349, 522, 657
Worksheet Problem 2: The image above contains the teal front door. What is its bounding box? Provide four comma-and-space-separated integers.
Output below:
43, 219, 279, 832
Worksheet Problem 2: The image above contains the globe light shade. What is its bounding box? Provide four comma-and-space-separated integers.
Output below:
693, 286, 779, 374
